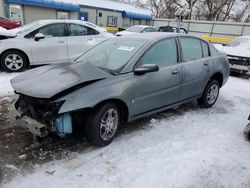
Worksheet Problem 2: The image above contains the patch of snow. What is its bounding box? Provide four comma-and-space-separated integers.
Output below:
0, 73, 19, 98
77, 0, 152, 15
2, 77, 250, 188
5, 165, 21, 173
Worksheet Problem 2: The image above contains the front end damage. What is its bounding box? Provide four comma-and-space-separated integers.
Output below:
15, 95, 72, 137
228, 55, 250, 75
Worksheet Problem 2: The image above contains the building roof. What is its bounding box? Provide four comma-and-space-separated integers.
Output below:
6, 0, 80, 11
78, 0, 152, 15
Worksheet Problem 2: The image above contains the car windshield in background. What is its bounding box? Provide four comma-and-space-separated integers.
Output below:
227, 38, 250, 48
126, 26, 144, 32
77, 39, 147, 73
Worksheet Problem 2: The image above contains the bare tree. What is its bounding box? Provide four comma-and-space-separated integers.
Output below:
173, 0, 198, 19
231, 0, 250, 22
132, 0, 250, 22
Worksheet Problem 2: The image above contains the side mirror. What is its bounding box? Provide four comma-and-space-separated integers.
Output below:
34, 33, 45, 41
134, 64, 159, 75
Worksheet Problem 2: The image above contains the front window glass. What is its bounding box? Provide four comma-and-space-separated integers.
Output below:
38, 24, 65, 37
76, 39, 147, 73
126, 26, 144, 32
142, 38, 177, 68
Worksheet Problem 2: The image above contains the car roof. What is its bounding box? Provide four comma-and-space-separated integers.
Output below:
130, 25, 156, 29
118, 32, 192, 41
31, 19, 98, 27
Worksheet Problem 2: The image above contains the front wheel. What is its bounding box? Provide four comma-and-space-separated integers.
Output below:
85, 103, 120, 147
0, 51, 28, 72
198, 80, 220, 108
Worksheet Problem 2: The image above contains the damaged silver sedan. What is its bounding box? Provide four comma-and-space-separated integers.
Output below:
11, 33, 230, 146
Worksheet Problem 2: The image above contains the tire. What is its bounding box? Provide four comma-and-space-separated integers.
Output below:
198, 80, 220, 108
0, 50, 28, 72
85, 103, 120, 147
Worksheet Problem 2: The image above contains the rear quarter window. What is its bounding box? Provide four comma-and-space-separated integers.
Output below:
209, 44, 219, 56
201, 41, 210, 58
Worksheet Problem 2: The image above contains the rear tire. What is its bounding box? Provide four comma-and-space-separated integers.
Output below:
0, 50, 28, 72
85, 103, 120, 147
198, 80, 220, 108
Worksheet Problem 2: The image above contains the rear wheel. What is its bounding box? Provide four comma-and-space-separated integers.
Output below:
198, 80, 220, 108
85, 103, 120, 147
0, 50, 28, 72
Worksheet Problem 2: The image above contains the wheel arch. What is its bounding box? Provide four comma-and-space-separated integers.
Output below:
1, 48, 30, 66
209, 72, 223, 88
93, 98, 129, 123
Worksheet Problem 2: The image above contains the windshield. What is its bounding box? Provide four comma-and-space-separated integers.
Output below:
76, 39, 147, 73
126, 26, 144, 33
11, 21, 40, 34
227, 38, 250, 48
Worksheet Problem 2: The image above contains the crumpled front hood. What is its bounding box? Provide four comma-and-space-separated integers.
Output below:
11, 63, 111, 99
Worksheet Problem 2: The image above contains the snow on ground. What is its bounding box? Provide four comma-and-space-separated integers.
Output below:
0, 73, 19, 98
1, 75, 250, 188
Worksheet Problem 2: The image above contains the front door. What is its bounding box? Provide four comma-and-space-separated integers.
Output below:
134, 38, 182, 115
29, 23, 68, 64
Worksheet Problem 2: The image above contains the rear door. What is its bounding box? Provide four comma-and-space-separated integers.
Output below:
29, 23, 68, 64
134, 38, 182, 115
66, 23, 105, 62
178, 37, 212, 100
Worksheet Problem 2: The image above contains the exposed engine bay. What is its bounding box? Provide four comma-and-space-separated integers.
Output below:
15, 95, 72, 137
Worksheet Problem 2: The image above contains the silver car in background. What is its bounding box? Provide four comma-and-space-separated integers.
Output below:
116, 25, 158, 36
0, 20, 114, 72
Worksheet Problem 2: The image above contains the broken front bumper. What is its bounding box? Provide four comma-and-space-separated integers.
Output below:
15, 95, 72, 137
22, 116, 48, 137
228, 55, 250, 75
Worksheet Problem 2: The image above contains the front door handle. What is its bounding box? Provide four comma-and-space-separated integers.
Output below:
172, 69, 179, 75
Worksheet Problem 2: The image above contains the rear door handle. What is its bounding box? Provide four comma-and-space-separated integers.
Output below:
58, 40, 65, 43
172, 69, 179, 75
203, 62, 209, 66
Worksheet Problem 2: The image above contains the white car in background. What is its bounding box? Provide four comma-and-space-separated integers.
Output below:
214, 36, 250, 75
115, 25, 158, 36
0, 20, 114, 72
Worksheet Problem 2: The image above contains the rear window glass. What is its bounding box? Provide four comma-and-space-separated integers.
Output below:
180, 38, 203, 61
